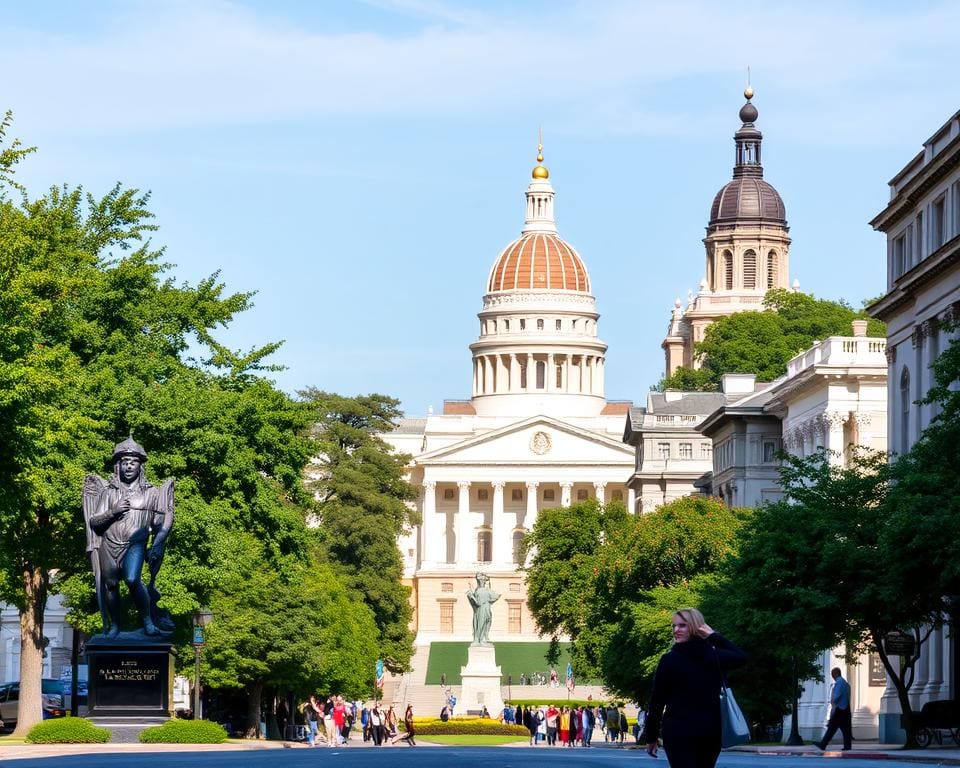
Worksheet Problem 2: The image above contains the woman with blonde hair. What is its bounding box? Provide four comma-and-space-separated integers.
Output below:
643, 608, 746, 768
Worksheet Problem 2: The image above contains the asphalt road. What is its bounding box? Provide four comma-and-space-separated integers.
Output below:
0, 748, 952, 768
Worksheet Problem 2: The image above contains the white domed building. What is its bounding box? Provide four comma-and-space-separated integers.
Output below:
383, 147, 634, 706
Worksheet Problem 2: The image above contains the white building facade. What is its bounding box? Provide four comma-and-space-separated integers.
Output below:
699, 324, 888, 740
869, 108, 960, 742
383, 149, 635, 687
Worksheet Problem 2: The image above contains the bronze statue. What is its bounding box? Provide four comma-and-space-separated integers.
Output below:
467, 572, 500, 645
83, 437, 175, 639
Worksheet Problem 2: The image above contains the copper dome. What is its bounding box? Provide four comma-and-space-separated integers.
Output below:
487, 232, 591, 293
709, 176, 786, 227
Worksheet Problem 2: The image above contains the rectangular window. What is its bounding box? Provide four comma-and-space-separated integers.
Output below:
543, 488, 555, 501
916, 211, 924, 260
953, 181, 960, 236
504, 319, 510, 331
701, 444, 712, 458
611, 489, 623, 501
520, 319, 526, 331
577, 488, 588, 501
477, 488, 489, 501
763, 440, 777, 462
441, 582, 453, 593
555, 319, 562, 330
439, 603, 454, 634
477, 531, 492, 562
679, 442, 693, 459
508, 603, 522, 634
932, 195, 947, 250
658, 442, 671, 460
509, 582, 521, 592
906, 224, 914, 268
893, 233, 906, 278
511, 488, 523, 502
443, 488, 455, 500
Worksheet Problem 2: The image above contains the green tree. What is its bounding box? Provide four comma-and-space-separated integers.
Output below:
301, 391, 418, 672
738, 448, 947, 747
0, 115, 309, 735
659, 289, 885, 391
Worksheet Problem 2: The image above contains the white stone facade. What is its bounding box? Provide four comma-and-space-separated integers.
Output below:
698, 326, 889, 740
869, 108, 960, 742
383, 153, 635, 655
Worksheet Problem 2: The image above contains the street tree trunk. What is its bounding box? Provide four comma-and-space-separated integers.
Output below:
245, 680, 263, 739
12, 565, 49, 738
873, 626, 929, 749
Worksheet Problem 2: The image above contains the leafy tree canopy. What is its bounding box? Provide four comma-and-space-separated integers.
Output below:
658, 289, 886, 391
301, 390, 418, 672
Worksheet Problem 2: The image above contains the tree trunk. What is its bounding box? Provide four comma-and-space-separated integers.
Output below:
245, 680, 263, 739
11, 565, 49, 738
264, 687, 281, 740
873, 628, 925, 749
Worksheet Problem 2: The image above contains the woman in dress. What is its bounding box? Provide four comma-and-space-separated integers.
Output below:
394, 704, 416, 746
643, 608, 746, 768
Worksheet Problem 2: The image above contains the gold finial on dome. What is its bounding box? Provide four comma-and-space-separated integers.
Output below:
744, 84, 754, 100
532, 126, 549, 179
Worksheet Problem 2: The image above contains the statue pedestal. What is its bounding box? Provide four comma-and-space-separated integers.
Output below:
459, 644, 504, 718
85, 640, 175, 720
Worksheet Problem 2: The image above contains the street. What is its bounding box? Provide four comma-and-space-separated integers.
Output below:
0, 747, 952, 768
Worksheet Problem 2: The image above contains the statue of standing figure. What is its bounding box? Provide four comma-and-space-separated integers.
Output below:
467, 572, 500, 645
83, 437, 175, 640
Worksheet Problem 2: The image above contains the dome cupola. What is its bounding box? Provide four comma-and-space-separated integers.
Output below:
708, 87, 787, 230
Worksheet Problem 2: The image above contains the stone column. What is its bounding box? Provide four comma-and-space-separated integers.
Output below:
853, 411, 873, 449
526, 353, 534, 391
496, 354, 508, 394
546, 353, 555, 392
510, 354, 520, 393
563, 355, 571, 393
594, 482, 606, 504
823, 411, 845, 463
491, 481, 508, 565
483, 356, 494, 394
525, 481, 539, 530
457, 481, 472, 565
560, 482, 573, 508
596, 357, 605, 396
422, 480, 437, 565
627, 487, 636, 514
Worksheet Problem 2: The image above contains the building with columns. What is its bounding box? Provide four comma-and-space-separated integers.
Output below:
698, 322, 888, 740
384, 146, 634, 680
662, 87, 794, 377
869, 108, 960, 742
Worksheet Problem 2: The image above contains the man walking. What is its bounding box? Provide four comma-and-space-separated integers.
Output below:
816, 667, 852, 751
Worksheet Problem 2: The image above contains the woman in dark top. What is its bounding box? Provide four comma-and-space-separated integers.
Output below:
643, 608, 746, 768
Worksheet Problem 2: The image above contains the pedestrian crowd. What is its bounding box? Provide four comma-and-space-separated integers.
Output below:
301, 695, 416, 747
500, 701, 643, 747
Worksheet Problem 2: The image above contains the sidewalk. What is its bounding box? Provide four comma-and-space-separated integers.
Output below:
730, 741, 960, 764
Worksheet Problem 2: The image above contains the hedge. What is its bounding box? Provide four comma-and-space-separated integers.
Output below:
404, 717, 528, 736
25, 717, 111, 744
139, 719, 228, 743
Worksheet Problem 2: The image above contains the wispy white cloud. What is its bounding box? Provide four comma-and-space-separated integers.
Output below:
2, 0, 957, 144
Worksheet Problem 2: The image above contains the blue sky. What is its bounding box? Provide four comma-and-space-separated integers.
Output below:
4, 0, 959, 415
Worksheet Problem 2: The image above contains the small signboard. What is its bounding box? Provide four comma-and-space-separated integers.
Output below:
192, 625, 205, 646
883, 631, 915, 657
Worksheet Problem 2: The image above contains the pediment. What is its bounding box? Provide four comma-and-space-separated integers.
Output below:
415, 415, 634, 466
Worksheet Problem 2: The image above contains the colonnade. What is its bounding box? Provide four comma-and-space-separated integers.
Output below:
471, 352, 605, 396
418, 478, 634, 568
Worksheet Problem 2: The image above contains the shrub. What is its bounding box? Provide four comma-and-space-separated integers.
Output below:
25, 717, 111, 744
139, 719, 228, 743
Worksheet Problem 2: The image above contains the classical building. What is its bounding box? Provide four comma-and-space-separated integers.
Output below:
663, 87, 793, 376
869, 108, 960, 742
698, 323, 888, 740
622, 391, 724, 513
383, 147, 634, 705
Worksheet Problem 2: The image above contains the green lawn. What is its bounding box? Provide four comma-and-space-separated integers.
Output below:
418, 734, 527, 745
425, 642, 592, 685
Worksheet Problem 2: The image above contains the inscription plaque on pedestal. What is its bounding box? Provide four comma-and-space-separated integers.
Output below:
86, 642, 175, 718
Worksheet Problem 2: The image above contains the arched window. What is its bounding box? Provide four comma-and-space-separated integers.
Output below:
900, 366, 911, 451
536, 360, 546, 389
477, 530, 492, 563
723, 250, 733, 290
743, 250, 757, 289
512, 530, 525, 564
767, 250, 778, 289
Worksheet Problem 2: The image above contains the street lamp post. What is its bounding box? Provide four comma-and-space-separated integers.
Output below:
192, 608, 214, 720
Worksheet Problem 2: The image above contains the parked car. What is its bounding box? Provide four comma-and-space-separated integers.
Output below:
0, 679, 67, 731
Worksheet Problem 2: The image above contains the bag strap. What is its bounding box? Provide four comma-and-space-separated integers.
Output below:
713, 643, 731, 692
